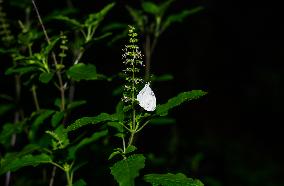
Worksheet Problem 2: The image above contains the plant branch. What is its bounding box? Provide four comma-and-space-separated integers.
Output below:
32, 0, 65, 111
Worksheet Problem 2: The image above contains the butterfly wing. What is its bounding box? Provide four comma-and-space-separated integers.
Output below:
137, 83, 156, 111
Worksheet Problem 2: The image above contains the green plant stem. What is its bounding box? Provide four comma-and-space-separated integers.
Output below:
32, 0, 65, 112
128, 131, 135, 147
31, 85, 40, 111
66, 170, 73, 186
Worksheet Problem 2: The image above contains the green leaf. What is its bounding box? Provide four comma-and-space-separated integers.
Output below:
152, 74, 174, 82
0, 104, 14, 116
159, 0, 175, 17
0, 123, 23, 146
5, 66, 38, 75
126, 6, 144, 29
66, 113, 118, 132
73, 179, 87, 186
142, 2, 160, 15
110, 154, 145, 186
29, 110, 55, 141
84, 3, 115, 27
67, 63, 97, 81
125, 145, 137, 154
156, 90, 207, 116
144, 173, 204, 186
51, 111, 65, 127
53, 15, 82, 28
67, 100, 87, 110
39, 72, 54, 83
0, 153, 52, 175
46, 125, 69, 150
149, 117, 176, 126
162, 7, 204, 32
67, 130, 108, 160
109, 151, 121, 160
42, 36, 60, 56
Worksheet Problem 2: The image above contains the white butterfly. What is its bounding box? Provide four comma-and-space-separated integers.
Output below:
137, 82, 156, 111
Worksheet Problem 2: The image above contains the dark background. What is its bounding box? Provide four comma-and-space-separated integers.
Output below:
1, 0, 283, 185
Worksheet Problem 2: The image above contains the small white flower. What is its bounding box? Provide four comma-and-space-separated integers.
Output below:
137, 83, 156, 111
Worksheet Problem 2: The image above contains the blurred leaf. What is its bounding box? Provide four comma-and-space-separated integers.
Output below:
125, 145, 137, 154
67, 130, 108, 160
42, 36, 61, 56
156, 90, 207, 116
142, 2, 159, 15
53, 15, 82, 28
0, 104, 14, 116
110, 154, 145, 186
29, 110, 55, 141
107, 122, 123, 133
115, 101, 124, 122
162, 7, 204, 32
112, 86, 124, 96
149, 117, 176, 126
126, 6, 144, 29
67, 100, 87, 111
46, 125, 69, 150
109, 151, 121, 160
67, 63, 97, 81
39, 72, 54, 83
5, 66, 38, 75
0, 153, 52, 175
144, 173, 204, 186
84, 3, 115, 27
45, 8, 79, 22
191, 153, 204, 172
51, 111, 65, 127
0, 94, 14, 101
159, 0, 175, 17
102, 22, 128, 32
152, 74, 174, 82
66, 113, 119, 132
94, 32, 112, 41
0, 123, 23, 146
73, 179, 87, 186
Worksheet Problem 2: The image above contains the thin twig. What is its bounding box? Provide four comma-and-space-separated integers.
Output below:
31, 0, 65, 111
49, 166, 57, 186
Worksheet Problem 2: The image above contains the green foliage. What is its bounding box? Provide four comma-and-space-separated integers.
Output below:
110, 154, 145, 186
149, 117, 176, 126
67, 130, 108, 160
73, 179, 87, 186
156, 90, 207, 116
162, 7, 204, 32
67, 63, 97, 81
144, 173, 204, 186
51, 111, 65, 127
0, 1, 206, 185
0, 144, 52, 175
66, 113, 119, 132
28, 110, 55, 141
67, 100, 87, 111
0, 122, 23, 146
39, 72, 54, 83
46, 125, 69, 150
0, 103, 14, 116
